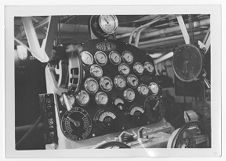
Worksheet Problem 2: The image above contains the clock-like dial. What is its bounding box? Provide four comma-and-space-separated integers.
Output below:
90, 64, 103, 78
118, 63, 130, 75
75, 90, 90, 106
123, 88, 136, 102
94, 51, 108, 66
98, 15, 118, 34
109, 51, 121, 65
122, 51, 134, 64
80, 51, 93, 66
114, 75, 126, 89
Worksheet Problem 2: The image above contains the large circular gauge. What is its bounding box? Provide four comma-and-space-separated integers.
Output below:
90, 64, 103, 78
94, 51, 108, 66
95, 91, 109, 105
75, 90, 90, 106
109, 51, 121, 65
61, 107, 92, 141
122, 51, 134, 64
148, 82, 159, 95
94, 109, 116, 129
114, 75, 126, 89
123, 88, 136, 102
99, 76, 113, 92
118, 63, 130, 75
98, 15, 118, 35
127, 74, 139, 88
144, 62, 154, 73
84, 78, 99, 94
133, 62, 144, 75
138, 84, 149, 96
80, 51, 93, 66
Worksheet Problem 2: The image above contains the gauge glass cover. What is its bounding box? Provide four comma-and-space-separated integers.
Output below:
100, 76, 113, 92
94, 51, 108, 66
84, 78, 99, 94
90, 64, 103, 78
80, 51, 93, 65
138, 84, 149, 96
133, 62, 144, 75
75, 90, 90, 106
118, 63, 130, 75
122, 51, 134, 64
127, 74, 139, 88
95, 92, 109, 105
123, 88, 136, 102
98, 15, 118, 34
144, 62, 154, 73
114, 75, 126, 89
148, 82, 159, 95
109, 51, 121, 65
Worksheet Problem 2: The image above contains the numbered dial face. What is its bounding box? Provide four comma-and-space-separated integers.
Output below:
138, 84, 149, 96
90, 64, 103, 78
94, 110, 116, 128
109, 51, 121, 65
100, 76, 113, 92
94, 51, 108, 66
61, 107, 92, 141
80, 51, 93, 65
84, 78, 99, 94
95, 92, 109, 105
148, 82, 159, 95
122, 51, 134, 64
76, 90, 90, 106
114, 75, 126, 89
118, 63, 130, 75
123, 88, 136, 102
144, 62, 154, 73
129, 106, 144, 117
127, 74, 139, 88
98, 15, 118, 34
133, 62, 144, 75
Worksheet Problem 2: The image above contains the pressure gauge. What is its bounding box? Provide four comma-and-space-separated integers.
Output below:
144, 62, 154, 73
118, 63, 130, 75
75, 90, 90, 106
123, 88, 136, 102
127, 74, 139, 88
137, 84, 149, 96
94, 109, 116, 129
114, 75, 126, 89
95, 92, 109, 105
109, 51, 121, 65
129, 106, 144, 117
94, 51, 108, 66
99, 76, 113, 92
133, 62, 144, 75
84, 78, 99, 94
122, 51, 133, 64
90, 64, 103, 78
98, 15, 118, 34
148, 82, 159, 95
80, 51, 93, 66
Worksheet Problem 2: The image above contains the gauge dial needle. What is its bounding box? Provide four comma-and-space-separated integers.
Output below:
67, 117, 80, 127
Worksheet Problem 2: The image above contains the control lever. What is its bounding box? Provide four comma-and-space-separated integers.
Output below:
118, 131, 137, 143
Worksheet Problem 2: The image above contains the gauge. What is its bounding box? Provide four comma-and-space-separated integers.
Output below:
109, 51, 121, 65
99, 76, 113, 92
129, 106, 144, 117
123, 88, 136, 102
144, 62, 154, 73
98, 15, 118, 34
94, 51, 108, 66
137, 84, 149, 96
114, 75, 126, 89
94, 109, 116, 129
95, 92, 109, 105
122, 51, 133, 64
84, 78, 99, 94
90, 64, 103, 78
113, 98, 124, 111
80, 51, 93, 65
148, 82, 159, 95
75, 90, 90, 106
133, 62, 144, 75
61, 107, 92, 141
118, 63, 130, 75
127, 74, 139, 88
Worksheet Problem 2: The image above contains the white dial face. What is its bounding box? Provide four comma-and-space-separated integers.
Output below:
84, 78, 99, 94
109, 51, 121, 65
98, 111, 116, 122
90, 64, 103, 78
100, 76, 113, 92
144, 62, 154, 73
95, 92, 109, 105
122, 51, 133, 64
127, 74, 139, 88
80, 51, 93, 65
76, 90, 90, 106
138, 84, 149, 96
99, 15, 118, 34
130, 106, 144, 116
94, 51, 108, 66
118, 63, 130, 75
133, 62, 144, 75
148, 82, 159, 95
123, 88, 135, 102
114, 75, 126, 89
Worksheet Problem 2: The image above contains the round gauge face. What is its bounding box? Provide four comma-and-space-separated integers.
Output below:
75, 90, 90, 106
133, 62, 144, 75
99, 76, 113, 92
84, 78, 99, 94
118, 63, 130, 75
94, 109, 116, 128
80, 51, 93, 66
144, 62, 154, 73
109, 51, 121, 65
90, 64, 103, 78
114, 75, 126, 89
129, 106, 144, 117
137, 84, 149, 96
61, 107, 92, 141
98, 15, 118, 34
95, 92, 109, 105
122, 51, 134, 64
123, 88, 136, 102
127, 74, 139, 88
148, 82, 159, 95
94, 51, 108, 66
